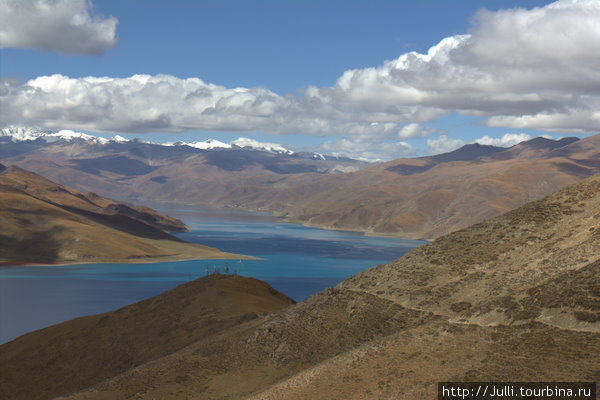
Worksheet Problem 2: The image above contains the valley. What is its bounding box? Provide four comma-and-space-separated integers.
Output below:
2, 1, 599, 398
1, 173, 598, 399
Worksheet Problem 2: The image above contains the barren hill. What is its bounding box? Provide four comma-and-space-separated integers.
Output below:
5, 173, 596, 399
2, 135, 598, 239
0, 275, 294, 400
0, 164, 245, 264
235, 134, 600, 239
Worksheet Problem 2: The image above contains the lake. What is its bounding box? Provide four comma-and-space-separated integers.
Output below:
0, 206, 425, 344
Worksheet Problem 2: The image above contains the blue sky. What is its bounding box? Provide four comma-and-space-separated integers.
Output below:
1, 0, 598, 160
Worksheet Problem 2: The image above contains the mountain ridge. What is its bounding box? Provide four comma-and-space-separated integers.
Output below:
1, 133, 598, 239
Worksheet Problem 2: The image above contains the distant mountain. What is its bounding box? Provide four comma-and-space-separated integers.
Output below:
487, 136, 581, 160
0, 274, 294, 400
384, 142, 506, 175
215, 135, 598, 239
8, 174, 598, 399
1, 130, 598, 239
0, 129, 369, 204
0, 164, 245, 265
430, 142, 506, 163
0, 126, 128, 145
0, 126, 320, 158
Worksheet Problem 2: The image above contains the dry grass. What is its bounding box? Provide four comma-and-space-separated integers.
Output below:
37, 174, 600, 399
0, 165, 248, 265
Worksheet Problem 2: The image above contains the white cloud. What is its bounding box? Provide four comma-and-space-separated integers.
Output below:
426, 135, 465, 155
398, 123, 437, 139
1, 0, 599, 136
307, 0, 600, 133
474, 133, 552, 147
0, 0, 117, 54
0, 74, 414, 137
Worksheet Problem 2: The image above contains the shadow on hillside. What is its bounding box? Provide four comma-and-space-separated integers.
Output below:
0, 228, 64, 264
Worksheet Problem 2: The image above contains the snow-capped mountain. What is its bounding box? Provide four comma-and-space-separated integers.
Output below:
0, 126, 128, 145
230, 138, 294, 155
162, 137, 294, 154
1, 126, 339, 160
164, 139, 232, 150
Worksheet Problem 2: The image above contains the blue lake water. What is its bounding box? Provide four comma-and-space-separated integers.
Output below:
0, 207, 425, 344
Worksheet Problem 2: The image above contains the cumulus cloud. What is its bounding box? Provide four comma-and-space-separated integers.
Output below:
397, 123, 437, 139
426, 135, 466, 155
307, 0, 600, 133
0, 0, 117, 54
0, 74, 414, 137
1, 0, 599, 138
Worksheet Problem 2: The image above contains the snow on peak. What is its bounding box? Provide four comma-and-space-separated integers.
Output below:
0, 126, 127, 144
110, 135, 129, 143
187, 139, 232, 150
162, 139, 232, 149
231, 137, 294, 155
50, 129, 97, 141
2, 126, 299, 157
165, 137, 293, 154
1, 126, 45, 141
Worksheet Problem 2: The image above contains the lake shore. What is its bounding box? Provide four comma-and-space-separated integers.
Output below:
136, 199, 435, 241
0, 240, 257, 268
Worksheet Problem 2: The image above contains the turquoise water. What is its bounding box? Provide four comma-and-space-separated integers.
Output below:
0, 207, 424, 344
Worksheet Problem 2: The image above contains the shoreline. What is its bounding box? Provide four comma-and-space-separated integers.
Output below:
140, 199, 434, 242
0, 253, 258, 269
285, 218, 433, 242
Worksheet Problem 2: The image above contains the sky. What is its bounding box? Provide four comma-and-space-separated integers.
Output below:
1, 0, 598, 160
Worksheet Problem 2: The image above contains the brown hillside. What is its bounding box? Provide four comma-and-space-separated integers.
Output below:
0, 275, 295, 400
43, 173, 600, 399
0, 165, 246, 264
3, 135, 598, 239
238, 134, 600, 239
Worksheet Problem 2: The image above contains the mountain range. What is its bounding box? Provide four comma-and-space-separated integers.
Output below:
0, 126, 314, 156
1, 127, 598, 239
2, 173, 598, 399
0, 163, 245, 265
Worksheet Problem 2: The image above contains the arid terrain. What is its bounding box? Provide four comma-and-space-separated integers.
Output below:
3, 134, 598, 239
2, 173, 597, 399
0, 163, 247, 265
2, 1, 598, 399
0, 275, 295, 400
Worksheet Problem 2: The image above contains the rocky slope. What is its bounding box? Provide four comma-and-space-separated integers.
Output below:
2, 134, 597, 239
0, 164, 245, 264
0, 275, 294, 400
4, 173, 596, 399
